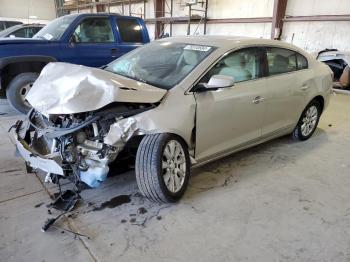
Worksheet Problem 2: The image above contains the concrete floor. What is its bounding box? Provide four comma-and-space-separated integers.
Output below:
0, 94, 350, 262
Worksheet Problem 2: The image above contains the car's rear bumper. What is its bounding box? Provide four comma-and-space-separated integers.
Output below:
14, 121, 63, 175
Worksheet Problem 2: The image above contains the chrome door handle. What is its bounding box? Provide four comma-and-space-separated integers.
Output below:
252, 96, 264, 104
301, 84, 309, 90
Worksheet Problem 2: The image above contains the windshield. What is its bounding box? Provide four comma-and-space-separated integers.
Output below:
106, 41, 215, 89
34, 15, 76, 41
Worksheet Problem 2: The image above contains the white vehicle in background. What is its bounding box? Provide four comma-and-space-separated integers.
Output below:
0, 20, 23, 31
13, 36, 332, 203
0, 24, 45, 38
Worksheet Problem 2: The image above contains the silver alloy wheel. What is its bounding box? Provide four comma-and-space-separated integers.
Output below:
162, 140, 186, 193
19, 83, 33, 107
301, 105, 318, 136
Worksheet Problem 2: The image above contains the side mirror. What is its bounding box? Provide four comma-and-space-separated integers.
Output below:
196, 75, 235, 92
69, 35, 77, 47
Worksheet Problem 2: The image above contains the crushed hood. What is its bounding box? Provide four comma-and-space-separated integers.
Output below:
26, 62, 167, 115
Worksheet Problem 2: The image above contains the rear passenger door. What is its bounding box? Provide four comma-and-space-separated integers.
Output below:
114, 17, 145, 56
66, 16, 118, 67
261, 47, 307, 136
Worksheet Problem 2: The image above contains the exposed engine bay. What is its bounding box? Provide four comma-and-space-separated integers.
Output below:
14, 102, 155, 188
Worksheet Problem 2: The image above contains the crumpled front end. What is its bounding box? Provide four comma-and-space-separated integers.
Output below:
14, 103, 155, 188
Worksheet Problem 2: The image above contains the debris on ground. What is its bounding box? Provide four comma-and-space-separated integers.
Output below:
49, 190, 80, 212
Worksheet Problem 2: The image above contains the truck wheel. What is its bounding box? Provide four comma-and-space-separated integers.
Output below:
135, 133, 191, 203
6, 73, 38, 114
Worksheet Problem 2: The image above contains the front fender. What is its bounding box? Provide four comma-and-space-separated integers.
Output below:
104, 87, 196, 152
0, 55, 57, 90
0, 55, 57, 71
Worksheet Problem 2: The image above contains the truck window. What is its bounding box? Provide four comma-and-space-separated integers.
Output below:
73, 17, 114, 43
116, 18, 143, 43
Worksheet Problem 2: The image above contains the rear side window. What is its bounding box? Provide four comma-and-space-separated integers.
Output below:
34, 27, 43, 34
116, 18, 143, 43
12, 28, 26, 37
266, 47, 297, 76
297, 53, 308, 70
5, 21, 22, 28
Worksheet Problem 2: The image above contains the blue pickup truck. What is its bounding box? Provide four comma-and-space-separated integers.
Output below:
0, 13, 150, 113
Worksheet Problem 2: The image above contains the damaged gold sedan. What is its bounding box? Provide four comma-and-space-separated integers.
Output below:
13, 36, 332, 203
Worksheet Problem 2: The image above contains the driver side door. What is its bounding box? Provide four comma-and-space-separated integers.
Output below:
64, 16, 118, 67
194, 47, 267, 162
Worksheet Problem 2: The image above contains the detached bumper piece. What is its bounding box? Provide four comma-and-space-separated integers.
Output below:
14, 120, 64, 176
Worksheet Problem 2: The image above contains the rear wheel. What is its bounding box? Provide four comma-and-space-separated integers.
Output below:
135, 133, 191, 203
292, 100, 321, 141
6, 72, 38, 114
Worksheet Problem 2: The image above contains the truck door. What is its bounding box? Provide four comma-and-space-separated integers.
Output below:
65, 16, 118, 67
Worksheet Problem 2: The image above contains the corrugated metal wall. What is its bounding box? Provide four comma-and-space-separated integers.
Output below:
282, 0, 350, 53
71, 0, 350, 53
0, 0, 56, 22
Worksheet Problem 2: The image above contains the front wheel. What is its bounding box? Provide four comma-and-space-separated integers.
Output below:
292, 100, 321, 141
6, 72, 39, 114
135, 133, 191, 203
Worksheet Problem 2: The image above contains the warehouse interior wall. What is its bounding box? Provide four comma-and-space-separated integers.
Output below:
0, 0, 56, 23
121, 0, 350, 53
67, 0, 350, 53
281, 0, 350, 53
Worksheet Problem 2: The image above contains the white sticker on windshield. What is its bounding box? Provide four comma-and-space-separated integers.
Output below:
43, 33, 53, 40
184, 45, 212, 52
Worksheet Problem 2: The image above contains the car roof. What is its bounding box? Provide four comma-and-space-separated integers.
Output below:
157, 35, 308, 55
62, 12, 140, 20
8, 24, 44, 29
21, 24, 45, 27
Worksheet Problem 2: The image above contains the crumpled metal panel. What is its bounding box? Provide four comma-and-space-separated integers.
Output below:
104, 117, 138, 146
104, 87, 196, 151
26, 62, 167, 115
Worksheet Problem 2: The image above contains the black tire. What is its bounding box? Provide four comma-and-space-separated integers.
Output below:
292, 100, 321, 141
6, 72, 39, 114
135, 133, 191, 203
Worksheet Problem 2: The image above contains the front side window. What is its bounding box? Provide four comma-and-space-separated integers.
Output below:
106, 42, 215, 89
73, 17, 114, 43
203, 47, 260, 83
116, 18, 143, 43
266, 47, 297, 76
